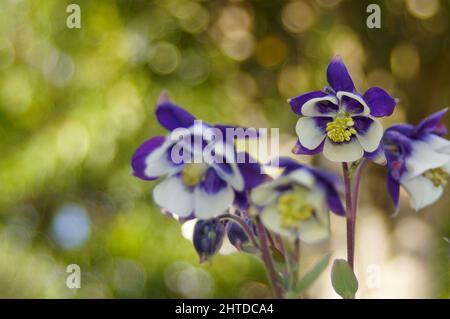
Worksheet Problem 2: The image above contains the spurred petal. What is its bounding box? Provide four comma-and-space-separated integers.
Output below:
326, 56, 355, 92
292, 139, 325, 155
323, 138, 364, 163
364, 144, 387, 165
401, 175, 444, 211
295, 117, 330, 150
131, 136, 166, 180
153, 176, 194, 217
353, 116, 384, 152
363, 87, 397, 117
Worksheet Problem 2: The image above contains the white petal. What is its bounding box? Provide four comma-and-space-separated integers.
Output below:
296, 117, 327, 150
297, 219, 330, 244
250, 176, 291, 206
194, 184, 234, 219
405, 141, 450, 179
336, 91, 370, 115
286, 169, 315, 189
401, 175, 444, 210
144, 139, 180, 177
323, 138, 364, 163
355, 118, 384, 152
423, 135, 450, 154
301, 96, 339, 117
153, 176, 194, 217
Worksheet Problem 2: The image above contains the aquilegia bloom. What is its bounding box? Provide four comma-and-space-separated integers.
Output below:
131, 93, 265, 219
383, 108, 450, 211
289, 56, 397, 163
250, 158, 345, 243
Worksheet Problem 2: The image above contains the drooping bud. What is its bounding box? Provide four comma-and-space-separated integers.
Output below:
227, 221, 249, 250
193, 219, 225, 263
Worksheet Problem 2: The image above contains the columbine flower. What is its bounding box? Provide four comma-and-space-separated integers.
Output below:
383, 108, 450, 211
193, 218, 225, 263
131, 92, 266, 219
289, 56, 397, 163
250, 158, 345, 243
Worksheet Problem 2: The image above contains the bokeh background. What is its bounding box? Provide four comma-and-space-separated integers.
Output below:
0, 0, 449, 298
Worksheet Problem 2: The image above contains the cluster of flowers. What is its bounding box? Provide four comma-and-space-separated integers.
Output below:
131, 57, 449, 297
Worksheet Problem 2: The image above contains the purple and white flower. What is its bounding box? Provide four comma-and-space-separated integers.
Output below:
131, 92, 266, 219
289, 56, 397, 163
383, 108, 450, 211
250, 158, 345, 243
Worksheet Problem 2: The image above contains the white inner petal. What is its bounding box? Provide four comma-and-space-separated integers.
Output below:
194, 184, 234, 219
405, 141, 450, 179
355, 117, 384, 152
401, 175, 444, 211
296, 117, 327, 150
153, 176, 194, 217
323, 138, 364, 163
301, 96, 339, 117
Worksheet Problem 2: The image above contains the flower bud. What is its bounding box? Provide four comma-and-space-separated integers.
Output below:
193, 219, 225, 263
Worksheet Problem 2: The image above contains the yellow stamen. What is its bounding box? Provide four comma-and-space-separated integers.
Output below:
181, 163, 206, 187
326, 116, 357, 143
277, 186, 313, 229
423, 168, 449, 187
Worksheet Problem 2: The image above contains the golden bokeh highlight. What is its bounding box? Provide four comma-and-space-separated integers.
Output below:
390, 43, 420, 80
255, 35, 288, 68
281, 1, 315, 34
406, 0, 440, 19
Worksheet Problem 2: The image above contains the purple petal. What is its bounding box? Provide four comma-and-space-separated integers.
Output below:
233, 191, 249, 211
199, 168, 227, 194
363, 87, 397, 117
237, 153, 269, 190
324, 185, 345, 216
387, 174, 400, 213
414, 108, 448, 137
341, 94, 365, 114
364, 145, 386, 165
386, 124, 414, 137
131, 136, 166, 180
214, 125, 259, 139
193, 219, 225, 263
288, 91, 329, 115
156, 101, 196, 131
326, 56, 355, 92
292, 139, 325, 155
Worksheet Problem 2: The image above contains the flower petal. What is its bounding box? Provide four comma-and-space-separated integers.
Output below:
414, 108, 448, 137
401, 175, 444, 211
323, 138, 364, 163
295, 117, 330, 150
153, 176, 194, 217
364, 144, 387, 165
363, 87, 397, 117
326, 56, 355, 92
292, 139, 325, 155
156, 101, 196, 131
336, 91, 370, 115
194, 183, 234, 219
236, 153, 268, 190
404, 140, 450, 179
131, 136, 166, 180
298, 95, 339, 117
387, 174, 400, 213
288, 91, 329, 115
353, 116, 384, 152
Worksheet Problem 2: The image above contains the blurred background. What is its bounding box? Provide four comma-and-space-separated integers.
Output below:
0, 0, 449, 298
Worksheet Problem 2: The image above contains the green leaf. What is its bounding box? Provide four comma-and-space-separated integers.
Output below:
297, 254, 331, 293
331, 259, 358, 299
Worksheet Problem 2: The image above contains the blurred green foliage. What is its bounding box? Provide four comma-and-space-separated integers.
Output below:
0, 0, 448, 298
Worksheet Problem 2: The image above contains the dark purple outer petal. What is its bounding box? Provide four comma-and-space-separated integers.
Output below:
387, 174, 400, 211
131, 136, 166, 180
326, 56, 355, 92
288, 91, 328, 115
237, 153, 269, 190
363, 87, 397, 117
413, 108, 448, 137
292, 139, 325, 155
155, 101, 196, 131
364, 144, 386, 164
387, 124, 414, 136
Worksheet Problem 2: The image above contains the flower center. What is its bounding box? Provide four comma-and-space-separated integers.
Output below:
277, 186, 313, 229
181, 163, 206, 187
326, 116, 357, 143
423, 168, 449, 187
